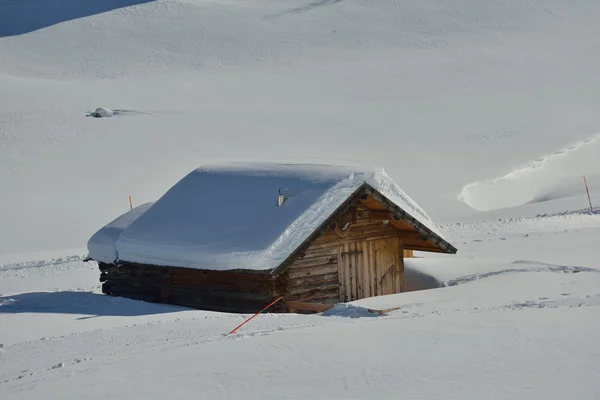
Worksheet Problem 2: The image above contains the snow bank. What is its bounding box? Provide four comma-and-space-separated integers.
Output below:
89, 163, 443, 271
86, 202, 153, 264
4, 251, 600, 398
459, 134, 600, 212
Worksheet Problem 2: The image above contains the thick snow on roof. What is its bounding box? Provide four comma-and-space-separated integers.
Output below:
88, 163, 443, 271
86, 202, 154, 264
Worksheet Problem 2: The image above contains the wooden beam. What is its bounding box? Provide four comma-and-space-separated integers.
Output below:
366, 210, 391, 220
401, 244, 445, 252
358, 197, 388, 211
363, 185, 458, 254
286, 301, 401, 316
388, 218, 420, 231
396, 230, 427, 241
367, 307, 401, 315
285, 300, 334, 313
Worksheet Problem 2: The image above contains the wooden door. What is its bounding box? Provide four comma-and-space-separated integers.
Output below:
338, 237, 404, 302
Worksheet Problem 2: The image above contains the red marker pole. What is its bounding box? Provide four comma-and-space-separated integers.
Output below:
583, 176, 593, 214
129, 195, 133, 210
227, 296, 283, 336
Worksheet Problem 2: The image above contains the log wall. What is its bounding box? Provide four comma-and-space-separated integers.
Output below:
99, 262, 284, 313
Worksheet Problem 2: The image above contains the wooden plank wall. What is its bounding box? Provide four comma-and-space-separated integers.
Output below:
338, 237, 404, 302
284, 211, 406, 305
338, 241, 365, 301
284, 244, 340, 305
372, 237, 404, 295
99, 263, 282, 313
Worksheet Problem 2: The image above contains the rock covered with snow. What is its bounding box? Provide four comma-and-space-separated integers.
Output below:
87, 108, 115, 118
87, 163, 444, 271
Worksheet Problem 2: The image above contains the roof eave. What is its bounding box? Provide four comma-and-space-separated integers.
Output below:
270, 183, 457, 276
362, 184, 457, 255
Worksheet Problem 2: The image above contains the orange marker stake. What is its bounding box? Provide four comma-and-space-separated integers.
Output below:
129, 195, 133, 210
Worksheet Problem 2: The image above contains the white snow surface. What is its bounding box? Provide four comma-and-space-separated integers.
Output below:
90, 163, 442, 270
2, 0, 600, 258
3, 1, 600, 398
2, 217, 600, 399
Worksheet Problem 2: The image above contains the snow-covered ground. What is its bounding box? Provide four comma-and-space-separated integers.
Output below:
1, 0, 600, 398
2, 215, 600, 399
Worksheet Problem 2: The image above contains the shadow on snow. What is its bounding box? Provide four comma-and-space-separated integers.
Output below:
0, 291, 188, 318
0, 0, 154, 37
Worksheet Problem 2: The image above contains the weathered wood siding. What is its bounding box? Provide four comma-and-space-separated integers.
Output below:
284, 211, 406, 306
99, 262, 283, 313
284, 242, 339, 305
338, 237, 404, 301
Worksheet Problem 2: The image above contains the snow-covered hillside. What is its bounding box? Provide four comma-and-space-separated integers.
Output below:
1, 0, 599, 258
1, 0, 600, 398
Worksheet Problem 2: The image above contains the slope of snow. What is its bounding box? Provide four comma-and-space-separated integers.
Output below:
4, 306, 599, 400
2, 1, 600, 398
3, 185, 600, 399
459, 133, 600, 211
2, 0, 600, 257
91, 163, 443, 271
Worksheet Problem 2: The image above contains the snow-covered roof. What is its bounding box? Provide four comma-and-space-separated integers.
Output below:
87, 163, 451, 272
87, 202, 154, 264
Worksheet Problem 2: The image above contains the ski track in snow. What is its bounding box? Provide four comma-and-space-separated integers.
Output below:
0, 316, 323, 388
2, 285, 599, 391
442, 263, 600, 287
0, 255, 87, 272
2, 0, 600, 398
2, 239, 600, 395
440, 206, 600, 243
0, 255, 96, 289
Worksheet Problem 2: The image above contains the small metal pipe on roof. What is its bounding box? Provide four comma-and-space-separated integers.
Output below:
277, 188, 288, 206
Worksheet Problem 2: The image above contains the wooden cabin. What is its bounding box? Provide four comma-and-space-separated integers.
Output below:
88, 164, 456, 314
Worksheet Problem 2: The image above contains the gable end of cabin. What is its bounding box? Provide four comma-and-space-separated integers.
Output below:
281, 191, 438, 313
